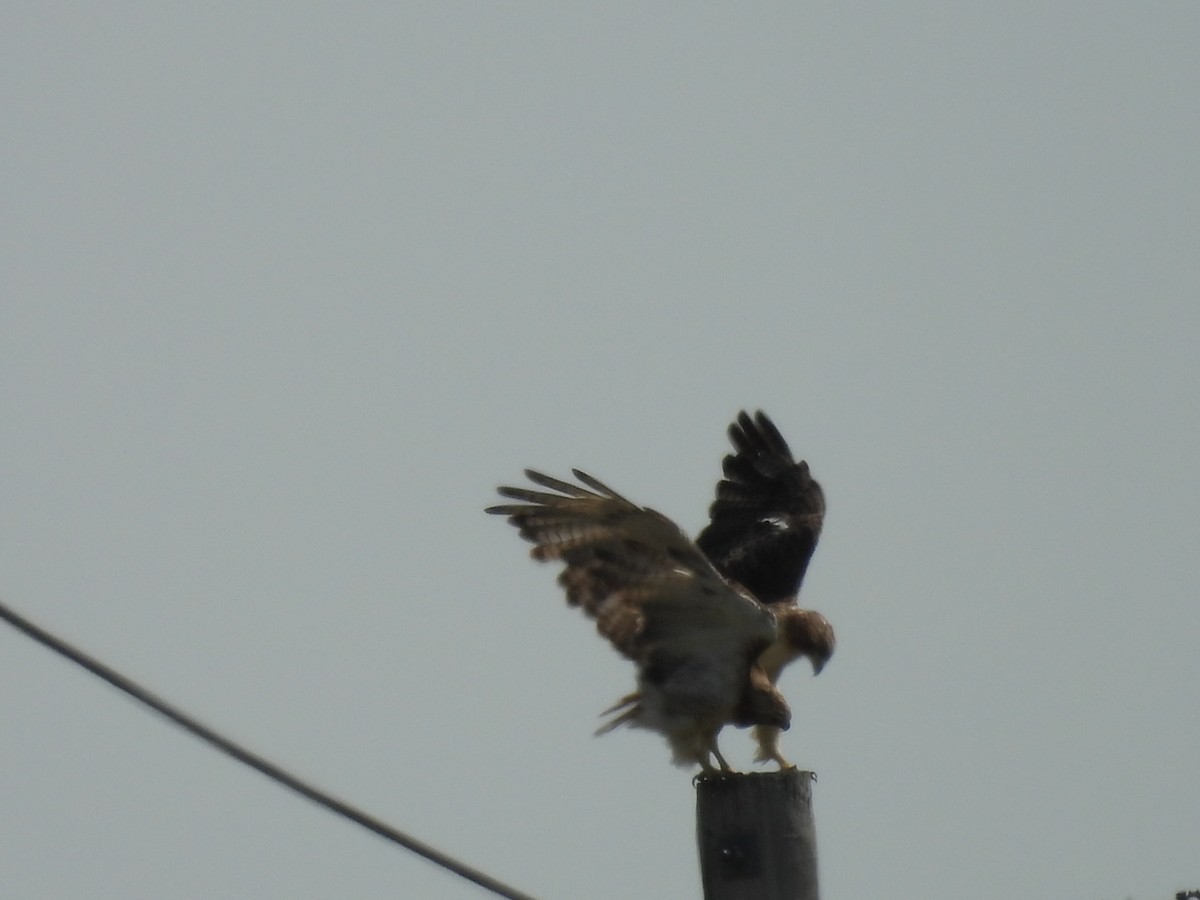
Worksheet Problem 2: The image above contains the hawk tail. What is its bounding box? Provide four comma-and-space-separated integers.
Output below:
594, 692, 640, 735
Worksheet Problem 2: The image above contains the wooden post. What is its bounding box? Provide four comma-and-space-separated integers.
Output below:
695, 770, 819, 900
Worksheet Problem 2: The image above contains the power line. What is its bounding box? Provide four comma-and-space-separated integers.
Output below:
0, 597, 538, 900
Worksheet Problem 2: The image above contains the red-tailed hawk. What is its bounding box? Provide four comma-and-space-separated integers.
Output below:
487, 411, 833, 772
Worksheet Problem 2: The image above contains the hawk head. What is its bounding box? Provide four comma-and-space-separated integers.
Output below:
783, 608, 835, 675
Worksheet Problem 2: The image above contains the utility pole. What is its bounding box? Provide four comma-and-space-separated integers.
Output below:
695, 769, 819, 900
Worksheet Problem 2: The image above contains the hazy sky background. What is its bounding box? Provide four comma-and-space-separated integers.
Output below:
2, 5, 1197, 898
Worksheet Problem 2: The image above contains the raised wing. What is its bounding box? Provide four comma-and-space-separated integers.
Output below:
696, 411, 825, 604
486, 469, 777, 666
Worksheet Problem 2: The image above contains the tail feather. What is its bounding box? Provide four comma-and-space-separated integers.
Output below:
595, 692, 640, 735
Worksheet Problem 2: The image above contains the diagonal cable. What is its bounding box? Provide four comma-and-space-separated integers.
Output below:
0, 597, 537, 900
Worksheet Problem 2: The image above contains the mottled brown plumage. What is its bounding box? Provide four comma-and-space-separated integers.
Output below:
488, 411, 834, 771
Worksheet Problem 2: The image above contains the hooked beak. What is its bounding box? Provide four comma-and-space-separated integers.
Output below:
811, 656, 827, 676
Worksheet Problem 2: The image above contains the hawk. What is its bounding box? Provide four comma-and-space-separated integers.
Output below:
487, 411, 833, 772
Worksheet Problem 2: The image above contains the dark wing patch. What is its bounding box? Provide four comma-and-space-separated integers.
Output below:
695, 411, 825, 604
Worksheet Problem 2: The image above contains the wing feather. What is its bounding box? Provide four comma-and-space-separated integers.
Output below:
488, 470, 776, 667
695, 410, 825, 604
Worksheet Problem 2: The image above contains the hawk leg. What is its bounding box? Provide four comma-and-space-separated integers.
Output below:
752, 725, 795, 771
707, 737, 733, 773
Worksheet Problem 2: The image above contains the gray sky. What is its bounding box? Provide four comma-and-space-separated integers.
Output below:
2, 5, 1198, 898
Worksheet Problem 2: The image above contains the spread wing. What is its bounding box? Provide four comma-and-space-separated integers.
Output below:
487, 468, 777, 676
695, 411, 825, 605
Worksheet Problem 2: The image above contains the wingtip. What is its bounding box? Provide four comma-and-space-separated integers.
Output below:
570, 469, 630, 503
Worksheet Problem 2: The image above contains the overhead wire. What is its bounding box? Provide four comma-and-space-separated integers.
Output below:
0, 597, 538, 900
